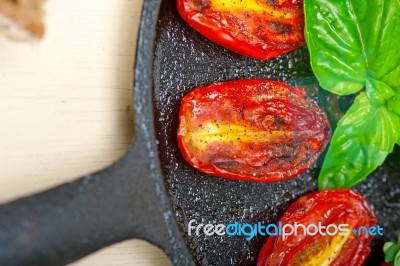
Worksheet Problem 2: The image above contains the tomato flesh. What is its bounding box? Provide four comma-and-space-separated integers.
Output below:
177, 0, 305, 60
257, 189, 377, 266
177, 79, 330, 182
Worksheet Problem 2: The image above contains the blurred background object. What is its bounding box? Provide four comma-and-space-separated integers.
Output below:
0, 0, 46, 41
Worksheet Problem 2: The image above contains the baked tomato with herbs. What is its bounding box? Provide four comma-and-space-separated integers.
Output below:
257, 189, 377, 266
177, 79, 330, 182
176, 0, 305, 60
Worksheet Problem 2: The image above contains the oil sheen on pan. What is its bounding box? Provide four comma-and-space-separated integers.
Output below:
177, 79, 331, 182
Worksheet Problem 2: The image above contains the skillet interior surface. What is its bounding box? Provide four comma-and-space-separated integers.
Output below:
151, 0, 400, 264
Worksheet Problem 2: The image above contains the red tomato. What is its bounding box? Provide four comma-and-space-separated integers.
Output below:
177, 79, 330, 182
257, 189, 377, 266
176, 0, 305, 60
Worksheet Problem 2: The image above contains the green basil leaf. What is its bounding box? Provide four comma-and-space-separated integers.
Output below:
386, 243, 400, 263
395, 251, 400, 266
389, 91, 400, 116
304, 0, 400, 95
318, 92, 399, 189
384, 242, 395, 254
384, 236, 400, 265
366, 78, 395, 106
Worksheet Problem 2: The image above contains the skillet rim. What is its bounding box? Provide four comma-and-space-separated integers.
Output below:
132, 0, 195, 264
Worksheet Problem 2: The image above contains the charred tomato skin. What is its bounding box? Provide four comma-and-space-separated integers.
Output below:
257, 189, 377, 266
177, 79, 330, 182
176, 0, 305, 60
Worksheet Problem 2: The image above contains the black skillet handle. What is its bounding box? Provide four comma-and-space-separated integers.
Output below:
0, 137, 191, 266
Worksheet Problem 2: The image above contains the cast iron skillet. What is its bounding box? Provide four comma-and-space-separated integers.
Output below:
0, 0, 399, 265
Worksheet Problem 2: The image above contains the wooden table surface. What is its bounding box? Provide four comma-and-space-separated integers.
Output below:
0, 0, 171, 265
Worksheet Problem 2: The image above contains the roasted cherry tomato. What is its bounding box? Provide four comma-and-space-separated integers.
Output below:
257, 189, 377, 266
177, 0, 305, 60
177, 79, 330, 182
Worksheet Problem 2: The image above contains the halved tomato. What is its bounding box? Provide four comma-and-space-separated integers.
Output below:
177, 0, 305, 60
177, 79, 330, 182
257, 189, 377, 266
